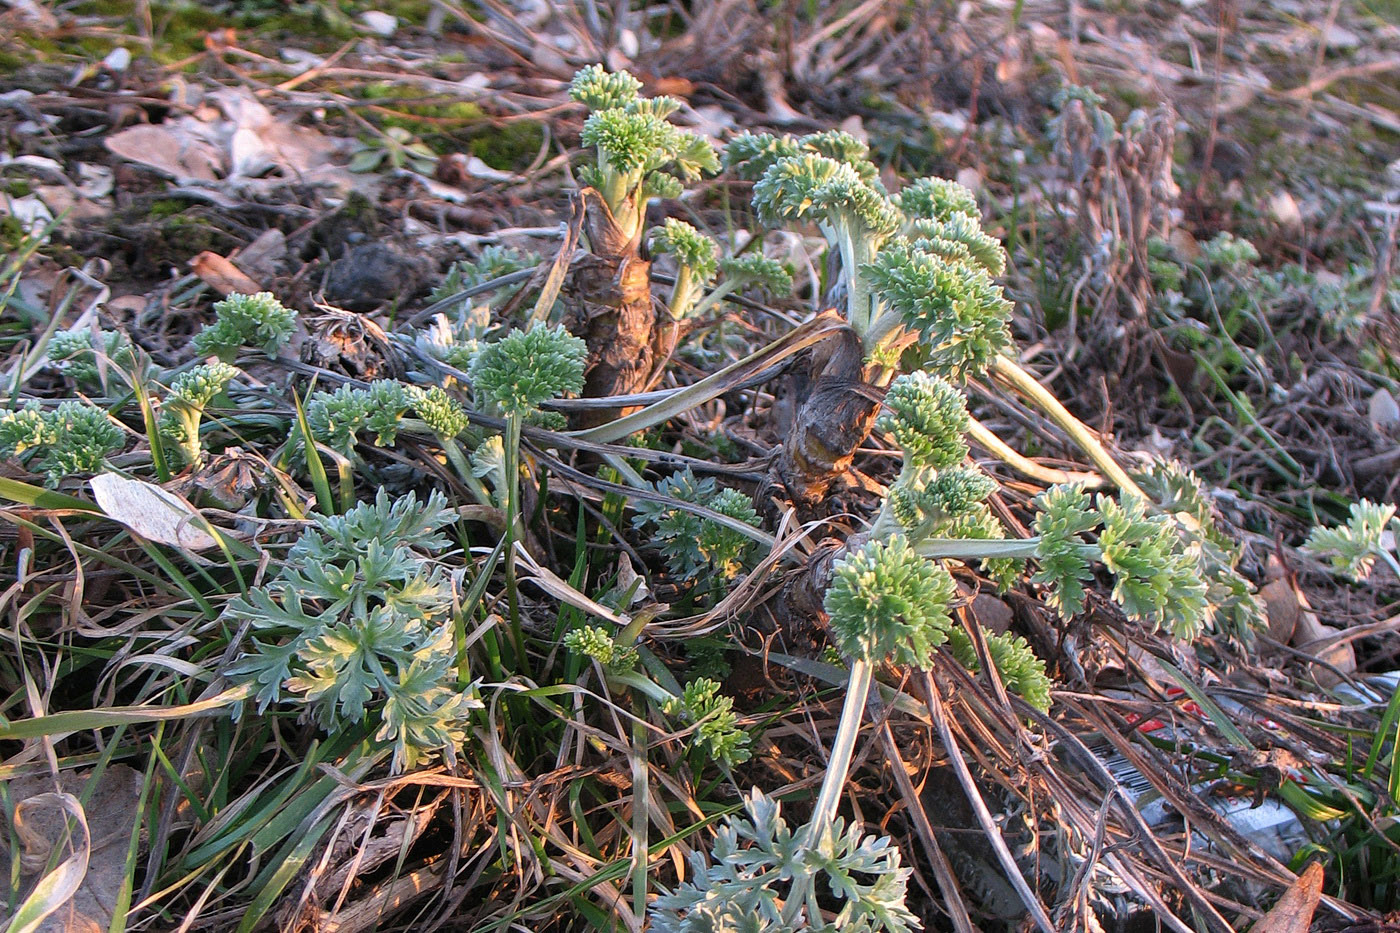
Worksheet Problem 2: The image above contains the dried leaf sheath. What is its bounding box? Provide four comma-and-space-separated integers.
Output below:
567, 188, 657, 428
776, 328, 885, 504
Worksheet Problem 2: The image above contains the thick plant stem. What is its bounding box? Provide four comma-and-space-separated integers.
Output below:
807, 659, 874, 836
570, 189, 656, 429
775, 658, 875, 927
776, 328, 885, 506
990, 355, 1148, 500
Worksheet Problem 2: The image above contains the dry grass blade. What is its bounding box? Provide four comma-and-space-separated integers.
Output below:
924, 674, 1057, 933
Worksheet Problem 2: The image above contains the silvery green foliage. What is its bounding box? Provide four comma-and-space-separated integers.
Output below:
1097, 494, 1209, 639
0, 400, 123, 486
718, 254, 794, 296
1031, 485, 1101, 618
570, 65, 718, 227
651, 790, 921, 933
569, 63, 643, 112
192, 291, 297, 360
907, 212, 1006, 278
46, 329, 134, 385
730, 132, 1010, 376
1303, 499, 1398, 582
824, 536, 956, 668
887, 466, 996, 530
876, 371, 1020, 590
897, 177, 979, 222
947, 627, 1053, 711
226, 490, 480, 772
632, 470, 761, 586
161, 361, 239, 465
653, 219, 719, 281
662, 678, 751, 768
430, 244, 532, 310
0, 404, 46, 455
1199, 231, 1260, 271
306, 380, 412, 456
877, 371, 969, 471
1136, 460, 1263, 634
1030, 484, 1212, 639
800, 130, 878, 179
563, 624, 638, 672
411, 385, 471, 438
652, 219, 719, 319
721, 132, 804, 181
752, 154, 902, 248
469, 323, 586, 427
864, 237, 1012, 380
417, 315, 483, 373
887, 466, 1014, 594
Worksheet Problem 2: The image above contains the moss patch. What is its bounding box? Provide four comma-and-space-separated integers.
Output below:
468, 121, 546, 170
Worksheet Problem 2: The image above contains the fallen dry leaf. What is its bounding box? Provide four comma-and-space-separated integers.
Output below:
104, 123, 222, 184
0, 765, 143, 933
1290, 588, 1357, 684
1260, 577, 1301, 644
104, 87, 352, 192
190, 251, 262, 296
1252, 862, 1324, 933
89, 473, 222, 550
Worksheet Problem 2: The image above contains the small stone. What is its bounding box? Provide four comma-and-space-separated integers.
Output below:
955, 167, 983, 194
1325, 24, 1360, 50
1268, 190, 1302, 228
971, 593, 1013, 635
1369, 389, 1400, 433
102, 47, 131, 72
323, 242, 427, 312
358, 11, 397, 36
617, 28, 640, 60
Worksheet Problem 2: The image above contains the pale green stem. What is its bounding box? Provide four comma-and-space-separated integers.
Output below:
867, 503, 903, 541
806, 658, 874, 835
669, 266, 701, 321
915, 537, 1040, 562
169, 406, 203, 468
597, 154, 630, 219
780, 658, 875, 926
964, 418, 1106, 489
503, 413, 527, 668
990, 355, 1148, 500
861, 309, 909, 358
687, 280, 739, 320
826, 220, 877, 335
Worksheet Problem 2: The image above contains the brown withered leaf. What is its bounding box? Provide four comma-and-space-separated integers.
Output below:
1253, 862, 1324, 933
190, 251, 262, 296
